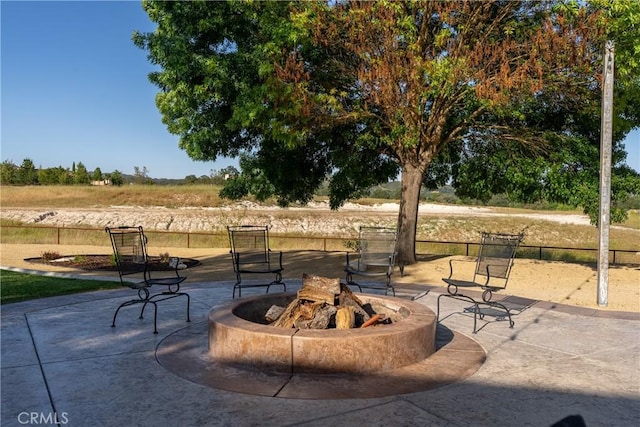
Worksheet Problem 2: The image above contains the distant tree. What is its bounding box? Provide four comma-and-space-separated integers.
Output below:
58, 168, 73, 185
18, 158, 38, 185
0, 160, 17, 184
109, 170, 124, 186
197, 174, 212, 184
74, 162, 90, 184
92, 167, 103, 182
184, 174, 198, 184
133, 166, 153, 185
210, 166, 239, 185
38, 166, 68, 185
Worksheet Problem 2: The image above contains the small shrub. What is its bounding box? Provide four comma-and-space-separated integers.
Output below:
159, 252, 171, 263
343, 239, 360, 251
73, 255, 87, 263
41, 251, 61, 261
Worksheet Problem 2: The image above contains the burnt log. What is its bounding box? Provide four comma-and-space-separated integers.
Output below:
265, 305, 285, 323
295, 304, 337, 329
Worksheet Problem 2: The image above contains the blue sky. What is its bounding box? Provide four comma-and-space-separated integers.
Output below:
1, 1, 639, 180
1, 0, 236, 179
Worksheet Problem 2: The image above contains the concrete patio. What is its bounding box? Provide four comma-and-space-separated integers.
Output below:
1, 276, 639, 426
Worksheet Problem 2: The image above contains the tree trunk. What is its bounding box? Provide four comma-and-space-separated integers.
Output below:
396, 162, 424, 266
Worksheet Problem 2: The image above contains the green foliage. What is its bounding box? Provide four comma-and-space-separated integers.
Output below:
92, 167, 103, 182
74, 162, 90, 185
0, 160, 17, 184
18, 158, 38, 185
38, 166, 69, 185
1, 157, 128, 187
109, 170, 124, 186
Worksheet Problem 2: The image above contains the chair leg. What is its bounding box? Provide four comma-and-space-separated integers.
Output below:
150, 301, 158, 334
137, 300, 159, 334
185, 293, 191, 323
112, 299, 146, 328
481, 300, 514, 329
233, 273, 286, 299
111, 299, 159, 334
111, 301, 129, 328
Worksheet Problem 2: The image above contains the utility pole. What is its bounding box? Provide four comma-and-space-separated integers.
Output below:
598, 40, 614, 307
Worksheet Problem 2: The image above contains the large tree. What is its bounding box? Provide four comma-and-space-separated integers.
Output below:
135, 0, 608, 265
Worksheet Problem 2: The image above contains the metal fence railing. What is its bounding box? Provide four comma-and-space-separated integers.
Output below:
1, 224, 638, 265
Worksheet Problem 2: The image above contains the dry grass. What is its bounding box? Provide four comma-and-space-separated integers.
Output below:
416, 215, 638, 250
0, 185, 228, 208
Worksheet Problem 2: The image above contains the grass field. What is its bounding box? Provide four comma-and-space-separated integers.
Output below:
0, 270, 121, 304
0, 184, 228, 208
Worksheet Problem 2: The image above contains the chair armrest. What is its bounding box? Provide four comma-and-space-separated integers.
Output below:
481, 263, 510, 287
446, 258, 472, 280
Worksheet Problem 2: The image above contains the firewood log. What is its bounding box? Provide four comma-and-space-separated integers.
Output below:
265, 305, 285, 323
298, 274, 341, 305
272, 299, 303, 328
335, 306, 355, 329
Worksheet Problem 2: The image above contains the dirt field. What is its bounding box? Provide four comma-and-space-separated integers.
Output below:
2, 243, 638, 312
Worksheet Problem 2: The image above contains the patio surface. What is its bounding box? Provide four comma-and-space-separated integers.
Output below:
1, 267, 639, 426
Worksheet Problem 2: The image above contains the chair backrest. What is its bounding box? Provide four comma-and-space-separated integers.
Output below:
474, 232, 523, 285
105, 226, 149, 282
358, 226, 398, 267
227, 225, 272, 269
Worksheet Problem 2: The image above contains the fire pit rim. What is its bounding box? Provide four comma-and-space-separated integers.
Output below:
212, 291, 434, 332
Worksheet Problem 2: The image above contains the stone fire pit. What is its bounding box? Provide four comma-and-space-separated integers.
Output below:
208, 292, 437, 374
157, 286, 486, 399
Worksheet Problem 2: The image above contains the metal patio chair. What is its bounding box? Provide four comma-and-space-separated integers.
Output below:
227, 225, 286, 298
437, 231, 523, 333
105, 226, 190, 334
345, 226, 398, 296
